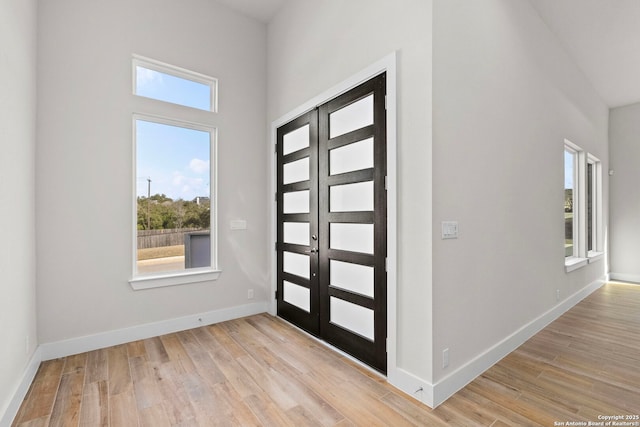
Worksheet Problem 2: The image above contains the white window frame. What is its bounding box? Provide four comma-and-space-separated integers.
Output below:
564, 140, 588, 272
132, 54, 218, 113
586, 153, 604, 263
129, 56, 220, 290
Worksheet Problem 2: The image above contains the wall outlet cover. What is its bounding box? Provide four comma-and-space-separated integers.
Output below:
441, 221, 458, 239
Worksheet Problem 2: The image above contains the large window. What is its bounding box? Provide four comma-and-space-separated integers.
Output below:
564, 140, 602, 272
130, 56, 219, 289
564, 146, 578, 259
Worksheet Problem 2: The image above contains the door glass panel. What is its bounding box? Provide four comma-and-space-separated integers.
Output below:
330, 223, 374, 254
283, 124, 310, 155
329, 95, 373, 139
283, 190, 309, 214
330, 138, 374, 176
283, 251, 310, 279
330, 297, 374, 340
330, 260, 374, 298
284, 281, 310, 312
330, 181, 373, 212
283, 157, 310, 185
283, 222, 310, 246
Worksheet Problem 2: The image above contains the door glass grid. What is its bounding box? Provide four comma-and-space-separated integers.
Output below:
283, 190, 310, 214
283, 157, 310, 185
283, 222, 310, 246
330, 260, 374, 298
330, 223, 374, 254
330, 296, 374, 341
329, 95, 374, 139
283, 251, 310, 279
330, 181, 374, 212
284, 281, 310, 312
283, 124, 310, 155
329, 138, 374, 176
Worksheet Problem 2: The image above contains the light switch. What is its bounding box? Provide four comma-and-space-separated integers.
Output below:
441, 221, 458, 239
230, 220, 247, 230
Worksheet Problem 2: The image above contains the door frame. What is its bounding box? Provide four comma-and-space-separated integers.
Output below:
269, 52, 398, 378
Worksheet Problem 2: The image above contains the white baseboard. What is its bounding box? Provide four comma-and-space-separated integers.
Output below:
4, 276, 607, 423
40, 301, 268, 361
430, 276, 605, 407
1, 347, 43, 427
609, 272, 640, 284
388, 367, 435, 408
371, 277, 606, 410
3, 302, 267, 425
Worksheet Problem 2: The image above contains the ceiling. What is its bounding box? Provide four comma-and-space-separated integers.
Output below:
213, 0, 288, 23
529, 0, 640, 108
214, 0, 640, 109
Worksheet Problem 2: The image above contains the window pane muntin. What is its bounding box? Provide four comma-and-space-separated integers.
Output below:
134, 116, 215, 277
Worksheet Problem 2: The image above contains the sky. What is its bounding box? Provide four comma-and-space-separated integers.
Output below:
136, 65, 211, 111
564, 150, 573, 190
135, 66, 212, 201
136, 119, 210, 201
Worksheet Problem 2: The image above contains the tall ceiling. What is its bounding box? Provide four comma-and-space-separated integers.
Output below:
527, 0, 640, 109
215, 0, 640, 109
213, 0, 288, 23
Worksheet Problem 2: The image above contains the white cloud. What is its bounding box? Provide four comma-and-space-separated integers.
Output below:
172, 172, 185, 186
136, 67, 163, 88
189, 158, 209, 174
171, 171, 206, 199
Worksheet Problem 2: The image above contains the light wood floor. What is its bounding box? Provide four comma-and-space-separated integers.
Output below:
12, 282, 640, 426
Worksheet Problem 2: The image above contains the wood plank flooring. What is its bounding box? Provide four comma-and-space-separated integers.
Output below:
12, 282, 640, 426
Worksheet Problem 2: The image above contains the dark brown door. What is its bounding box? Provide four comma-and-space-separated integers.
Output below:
277, 73, 387, 373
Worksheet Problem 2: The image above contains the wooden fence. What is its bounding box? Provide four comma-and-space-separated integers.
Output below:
137, 228, 203, 249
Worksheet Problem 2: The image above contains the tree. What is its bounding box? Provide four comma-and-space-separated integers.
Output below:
137, 194, 210, 230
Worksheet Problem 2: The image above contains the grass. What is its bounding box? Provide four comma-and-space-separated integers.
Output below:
137, 245, 185, 261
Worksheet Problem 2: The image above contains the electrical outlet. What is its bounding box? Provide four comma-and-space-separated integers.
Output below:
248, 289, 254, 299
556, 289, 560, 301
25, 335, 29, 355
443, 348, 450, 368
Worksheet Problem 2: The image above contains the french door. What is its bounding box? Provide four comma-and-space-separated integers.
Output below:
276, 74, 387, 373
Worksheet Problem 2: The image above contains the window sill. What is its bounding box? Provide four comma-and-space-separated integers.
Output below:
588, 252, 604, 263
129, 268, 221, 290
565, 257, 588, 273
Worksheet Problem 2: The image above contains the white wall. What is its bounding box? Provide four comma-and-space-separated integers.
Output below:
609, 102, 640, 282
268, 0, 434, 388
0, 0, 38, 420
36, 0, 269, 345
432, 0, 608, 391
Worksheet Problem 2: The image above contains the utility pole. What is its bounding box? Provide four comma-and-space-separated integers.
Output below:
147, 177, 151, 230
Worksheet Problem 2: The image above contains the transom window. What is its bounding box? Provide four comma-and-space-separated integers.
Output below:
133, 55, 217, 112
